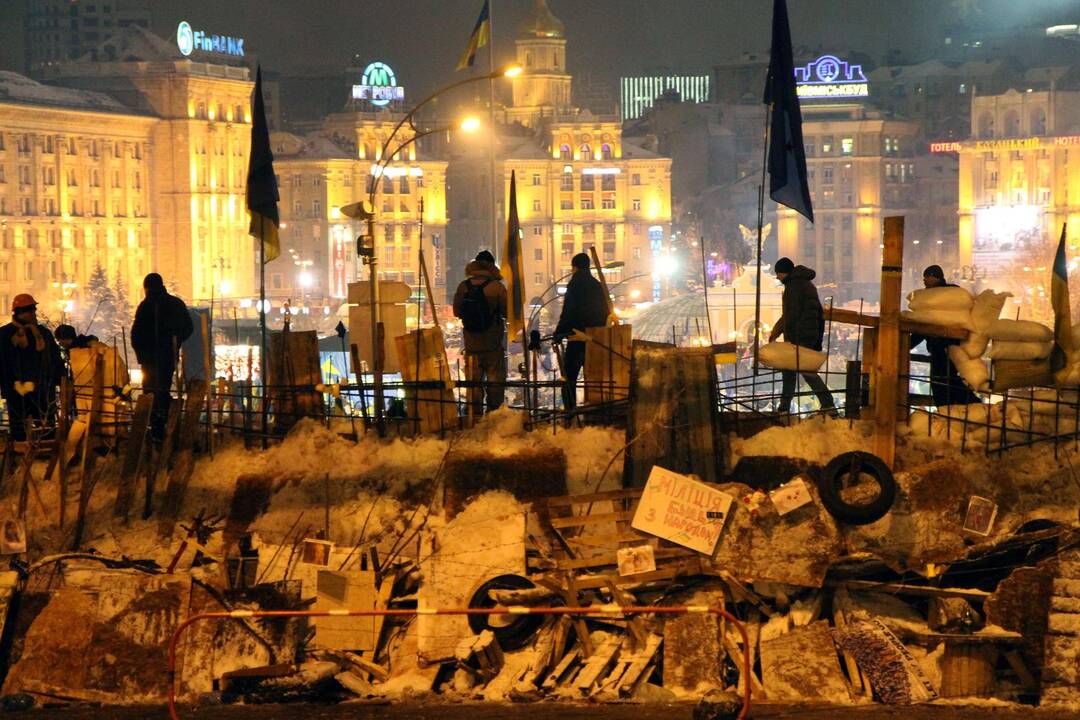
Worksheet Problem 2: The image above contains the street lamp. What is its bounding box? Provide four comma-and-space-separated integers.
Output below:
347, 66, 518, 435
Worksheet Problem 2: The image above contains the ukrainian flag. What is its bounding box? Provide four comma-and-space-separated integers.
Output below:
247, 66, 280, 264
1052, 223, 1072, 381
457, 0, 491, 71
502, 170, 525, 339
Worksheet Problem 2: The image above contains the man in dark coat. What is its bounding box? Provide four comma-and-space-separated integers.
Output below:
452, 250, 508, 416
130, 273, 193, 440
768, 257, 836, 415
0, 294, 63, 442
554, 253, 609, 412
909, 264, 980, 406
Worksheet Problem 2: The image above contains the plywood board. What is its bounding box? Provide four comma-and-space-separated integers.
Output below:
311, 569, 379, 652
760, 620, 851, 704
267, 330, 322, 432
394, 326, 457, 435
584, 325, 631, 405
417, 512, 525, 663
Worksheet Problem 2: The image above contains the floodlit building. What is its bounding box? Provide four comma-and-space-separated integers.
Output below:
0, 71, 157, 319
775, 54, 922, 302
448, 0, 673, 314
44, 27, 256, 307
952, 78, 1080, 316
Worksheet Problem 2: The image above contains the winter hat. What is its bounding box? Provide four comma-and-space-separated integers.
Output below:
143, 272, 165, 291
923, 264, 945, 280
774, 257, 795, 275
571, 252, 591, 270
55, 324, 77, 342
475, 250, 496, 264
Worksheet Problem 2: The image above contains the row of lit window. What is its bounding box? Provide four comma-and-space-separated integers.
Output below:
0, 164, 143, 190
804, 136, 856, 157
0, 196, 143, 217
0, 133, 144, 160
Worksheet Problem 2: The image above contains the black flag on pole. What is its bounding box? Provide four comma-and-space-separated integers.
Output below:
764, 0, 814, 223
247, 66, 280, 263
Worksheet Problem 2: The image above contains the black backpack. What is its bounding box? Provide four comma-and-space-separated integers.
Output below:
460, 278, 496, 333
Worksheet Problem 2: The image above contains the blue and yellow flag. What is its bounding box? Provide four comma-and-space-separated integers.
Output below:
457, 0, 491, 71
247, 66, 280, 263
1051, 223, 1072, 379
502, 170, 525, 338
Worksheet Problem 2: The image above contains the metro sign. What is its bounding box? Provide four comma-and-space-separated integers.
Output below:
795, 54, 868, 100
352, 62, 405, 107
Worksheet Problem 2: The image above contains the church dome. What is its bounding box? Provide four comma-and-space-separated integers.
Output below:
518, 0, 565, 39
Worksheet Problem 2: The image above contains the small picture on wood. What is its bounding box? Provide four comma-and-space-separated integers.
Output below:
301, 538, 333, 566
962, 496, 997, 536
617, 544, 656, 576
0, 520, 27, 555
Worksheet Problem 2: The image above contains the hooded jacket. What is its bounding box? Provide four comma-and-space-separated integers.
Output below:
453, 260, 507, 353
776, 265, 825, 351
555, 269, 608, 341
130, 287, 193, 368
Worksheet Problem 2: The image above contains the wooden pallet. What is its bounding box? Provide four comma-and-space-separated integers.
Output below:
113, 393, 153, 523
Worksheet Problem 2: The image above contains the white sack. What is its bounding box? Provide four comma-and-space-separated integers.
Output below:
1009, 388, 1080, 416
957, 332, 989, 359
901, 308, 973, 329
986, 340, 1054, 361
907, 286, 974, 311
986, 319, 1054, 342
948, 345, 989, 391
970, 290, 1011, 333
758, 342, 827, 372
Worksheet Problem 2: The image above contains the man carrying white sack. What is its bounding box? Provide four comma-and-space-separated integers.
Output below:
909, 265, 981, 406
768, 257, 837, 416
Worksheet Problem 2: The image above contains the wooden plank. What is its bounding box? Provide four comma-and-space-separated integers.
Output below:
548, 510, 635, 529
146, 401, 182, 520
554, 546, 695, 571
836, 580, 989, 601
541, 648, 580, 692
827, 307, 968, 340
584, 325, 631, 405
833, 587, 870, 699
268, 330, 322, 433
114, 393, 153, 523
574, 636, 621, 694
156, 379, 209, 538
547, 488, 644, 507
874, 216, 904, 468
71, 352, 105, 549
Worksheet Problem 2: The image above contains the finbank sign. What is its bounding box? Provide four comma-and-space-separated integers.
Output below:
176, 21, 245, 58
795, 55, 868, 100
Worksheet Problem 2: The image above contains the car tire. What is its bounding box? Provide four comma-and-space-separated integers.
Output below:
818, 451, 897, 526
466, 574, 547, 651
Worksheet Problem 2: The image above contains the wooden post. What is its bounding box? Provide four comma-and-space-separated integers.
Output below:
589, 246, 617, 325
874, 216, 904, 468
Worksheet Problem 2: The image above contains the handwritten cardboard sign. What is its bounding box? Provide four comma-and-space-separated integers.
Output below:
631, 466, 734, 555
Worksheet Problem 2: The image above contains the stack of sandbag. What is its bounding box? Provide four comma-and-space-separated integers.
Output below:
906, 400, 1025, 446
1006, 388, 1080, 435
986, 319, 1054, 360
901, 286, 974, 328
758, 341, 827, 372
960, 290, 1011, 358
947, 345, 990, 392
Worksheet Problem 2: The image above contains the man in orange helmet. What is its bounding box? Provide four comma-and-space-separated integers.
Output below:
0, 294, 63, 443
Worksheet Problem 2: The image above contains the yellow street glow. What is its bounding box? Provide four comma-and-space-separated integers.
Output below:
503, 65, 523, 78
460, 116, 482, 133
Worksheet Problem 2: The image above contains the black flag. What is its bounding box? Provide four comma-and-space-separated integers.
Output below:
764, 0, 814, 223
247, 66, 280, 263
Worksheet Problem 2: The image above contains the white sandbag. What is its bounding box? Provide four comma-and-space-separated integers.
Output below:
1009, 388, 1080, 416
907, 286, 974, 311
986, 340, 1054, 361
948, 345, 989, 391
901, 308, 973, 329
758, 342, 827, 372
970, 290, 1011, 333
957, 332, 989, 359
1056, 362, 1080, 387
986, 319, 1054, 342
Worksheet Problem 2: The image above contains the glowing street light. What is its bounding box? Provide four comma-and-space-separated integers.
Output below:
459, 115, 482, 133
298, 271, 313, 288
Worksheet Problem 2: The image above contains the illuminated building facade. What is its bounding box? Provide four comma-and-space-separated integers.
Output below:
447, 0, 672, 312
776, 54, 920, 301
953, 86, 1080, 314
271, 116, 448, 308
0, 71, 157, 319
46, 28, 256, 305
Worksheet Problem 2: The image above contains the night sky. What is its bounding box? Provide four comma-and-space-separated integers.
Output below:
2, 0, 1076, 100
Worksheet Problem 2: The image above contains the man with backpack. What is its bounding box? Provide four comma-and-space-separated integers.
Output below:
453, 250, 508, 416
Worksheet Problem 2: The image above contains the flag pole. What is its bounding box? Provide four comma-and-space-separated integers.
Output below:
488, 0, 499, 258
260, 214, 268, 448
753, 104, 770, 377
